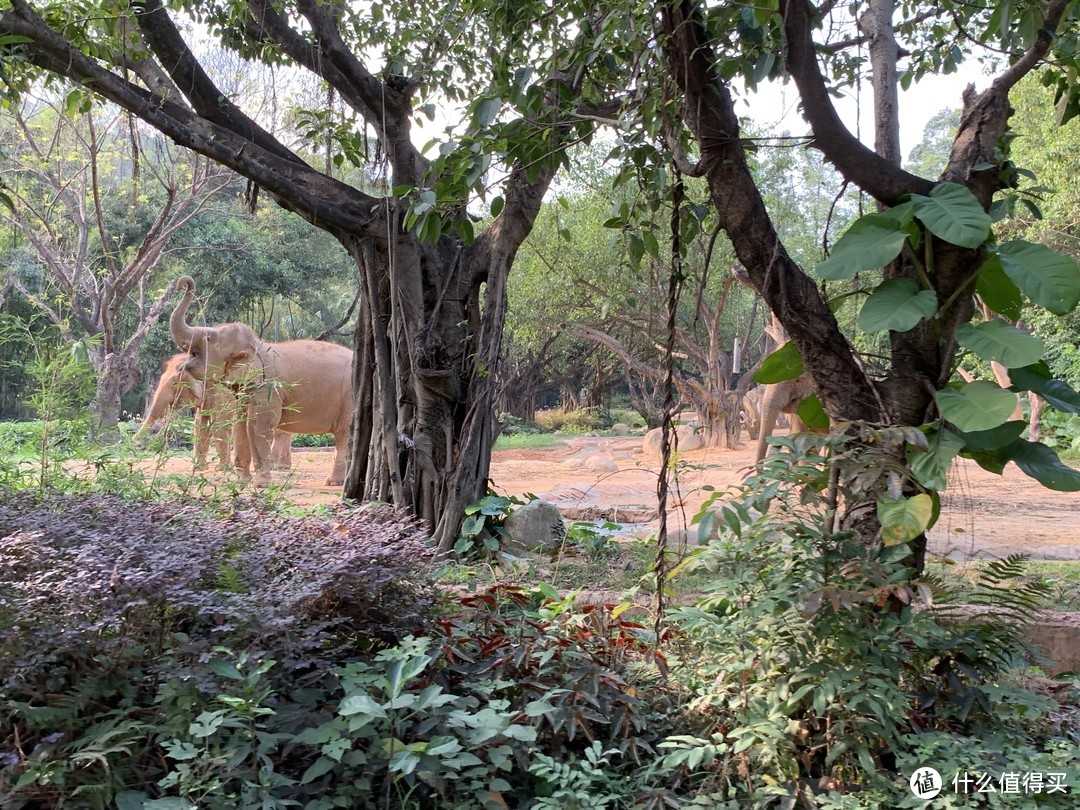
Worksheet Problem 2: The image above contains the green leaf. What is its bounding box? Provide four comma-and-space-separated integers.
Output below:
796, 394, 829, 430
1008, 440, 1080, 491
815, 213, 909, 280
338, 692, 387, 719
641, 230, 660, 257
910, 183, 991, 248
935, 382, 1018, 432
389, 750, 421, 775
474, 97, 502, 128
996, 240, 1080, 314
524, 700, 556, 717
459, 513, 485, 538
908, 429, 966, 492
952, 420, 1027, 452
754, 342, 804, 383
955, 319, 1045, 368
209, 658, 244, 680
490, 196, 505, 217
878, 494, 935, 545
857, 279, 938, 332
301, 756, 337, 785
425, 737, 462, 757
116, 792, 157, 810
1009, 363, 1080, 413
975, 256, 1023, 321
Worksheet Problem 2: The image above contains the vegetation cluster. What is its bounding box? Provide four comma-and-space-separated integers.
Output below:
2, 0, 1080, 806
0, 430, 1077, 808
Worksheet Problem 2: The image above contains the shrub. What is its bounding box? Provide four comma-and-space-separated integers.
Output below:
534, 407, 605, 434
287, 587, 677, 809
0, 491, 437, 807
658, 431, 1076, 806
289, 432, 336, 448
496, 413, 543, 436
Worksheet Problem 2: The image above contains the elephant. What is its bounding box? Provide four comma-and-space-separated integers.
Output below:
135, 353, 292, 471
740, 385, 763, 441
754, 374, 816, 462
169, 276, 353, 486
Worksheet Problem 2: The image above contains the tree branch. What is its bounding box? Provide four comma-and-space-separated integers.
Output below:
779, 0, 934, 203
2, 0, 386, 237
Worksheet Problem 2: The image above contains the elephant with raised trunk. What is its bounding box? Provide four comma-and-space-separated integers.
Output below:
135, 354, 292, 471
169, 276, 353, 486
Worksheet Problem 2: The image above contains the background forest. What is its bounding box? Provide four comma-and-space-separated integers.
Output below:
2, 0, 1080, 807
3, 80, 1080, 453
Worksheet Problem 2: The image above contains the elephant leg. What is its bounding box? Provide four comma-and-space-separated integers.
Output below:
270, 431, 292, 470
212, 424, 232, 470
232, 420, 253, 481
248, 402, 282, 485
193, 409, 212, 469
755, 384, 786, 462
326, 431, 348, 487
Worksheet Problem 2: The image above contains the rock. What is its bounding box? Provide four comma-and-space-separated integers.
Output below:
584, 454, 619, 473
611, 422, 630, 436
503, 499, 566, 553
642, 425, 704, 455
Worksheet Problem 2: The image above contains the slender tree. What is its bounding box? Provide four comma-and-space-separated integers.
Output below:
0, 93, 232, 434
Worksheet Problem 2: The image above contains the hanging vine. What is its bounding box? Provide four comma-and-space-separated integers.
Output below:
654, 163, 686, 639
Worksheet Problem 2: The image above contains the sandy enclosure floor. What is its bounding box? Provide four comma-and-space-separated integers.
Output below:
138, 432, 1080, 561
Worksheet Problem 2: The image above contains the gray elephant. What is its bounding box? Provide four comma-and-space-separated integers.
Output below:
754, 374, 816, 462
135, 353, 292, 471
169, 276, 353, 486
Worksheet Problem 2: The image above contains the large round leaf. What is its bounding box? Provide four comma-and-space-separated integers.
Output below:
857, 279, 938, 333
975, 256, 1023, 321
955, 319, 1045, 368
996, 240, 1080, 315
911, 182, 992, 248
1009, 440, 1080, 492
952, 420, 1027, 452
796, 394, 829, 430
877, 494, 935, 545
815, 213, 909, 280
908, 429, 966, 492
935, 381, 1018, 432
754, 341, 804, 384
1009, 363, 1080, 413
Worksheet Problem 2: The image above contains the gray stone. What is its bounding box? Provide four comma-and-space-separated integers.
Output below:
642, 425, 704, 455
584, 454, 619, 473
503, 499, 566, 553
611, 422, 631, 436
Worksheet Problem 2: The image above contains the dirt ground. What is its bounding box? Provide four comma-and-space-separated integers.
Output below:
141, 430, 1080, 562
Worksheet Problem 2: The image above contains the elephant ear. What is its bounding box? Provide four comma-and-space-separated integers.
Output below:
226, 349, 255, 369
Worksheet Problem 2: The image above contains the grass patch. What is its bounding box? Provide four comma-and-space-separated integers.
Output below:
493, 432, 567, 451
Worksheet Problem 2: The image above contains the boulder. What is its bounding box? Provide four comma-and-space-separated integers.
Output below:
503, 499, 566, 553
642, 424, 704, 455
584, 454, 619, 473
611, 422, 631, 436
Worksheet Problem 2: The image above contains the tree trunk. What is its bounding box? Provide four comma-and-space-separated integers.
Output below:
340, 228, 516, 551
89, 351, 138, 441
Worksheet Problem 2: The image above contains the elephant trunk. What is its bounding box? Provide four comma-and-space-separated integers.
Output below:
134, 379, 178, 439
169, 275, 211, 350
134, 356, 201, 440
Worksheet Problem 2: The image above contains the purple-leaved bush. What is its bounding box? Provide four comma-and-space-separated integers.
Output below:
0, 490, 438, 696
